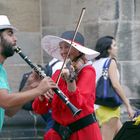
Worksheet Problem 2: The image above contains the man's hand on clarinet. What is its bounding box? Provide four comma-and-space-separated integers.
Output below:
24, 71, 56, 101
36, 76, 57, 97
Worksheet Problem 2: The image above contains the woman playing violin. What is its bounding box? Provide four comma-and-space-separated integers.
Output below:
32, 31, 102, 140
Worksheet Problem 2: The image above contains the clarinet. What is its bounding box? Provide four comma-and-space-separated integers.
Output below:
13, 46, 81, 116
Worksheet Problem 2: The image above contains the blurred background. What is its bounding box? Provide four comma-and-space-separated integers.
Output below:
0, 0, 140, 139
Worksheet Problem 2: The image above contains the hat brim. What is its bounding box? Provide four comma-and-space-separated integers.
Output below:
0, 25, 17, 32
41, 35, 100, 61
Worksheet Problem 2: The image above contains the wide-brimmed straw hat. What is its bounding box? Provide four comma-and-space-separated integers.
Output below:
0, 15, 17, 31
41, 31, 100, 61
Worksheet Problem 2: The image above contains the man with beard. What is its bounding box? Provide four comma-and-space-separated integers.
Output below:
0, 15, 57, 130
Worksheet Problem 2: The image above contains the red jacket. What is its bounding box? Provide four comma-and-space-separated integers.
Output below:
32, 65, 102, 140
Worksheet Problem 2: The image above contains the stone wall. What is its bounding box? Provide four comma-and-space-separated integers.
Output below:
0, 0, 140, 139
0, 0, 42, 91
0, 0, 45, 139
42, 0, 140, 99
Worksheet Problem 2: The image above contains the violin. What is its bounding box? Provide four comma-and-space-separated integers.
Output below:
64, 53, 87, 82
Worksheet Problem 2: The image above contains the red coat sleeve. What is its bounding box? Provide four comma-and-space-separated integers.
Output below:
32, 71, 61, 115
32, 97, 51, 114
67, 66, 96, 108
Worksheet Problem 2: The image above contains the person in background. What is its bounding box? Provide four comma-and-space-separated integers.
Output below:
92, 36, 134, 140
0, 15, 57, 130
48, 58, 63, 75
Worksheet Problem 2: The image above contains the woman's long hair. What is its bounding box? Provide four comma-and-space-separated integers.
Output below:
95, 36, 114, 60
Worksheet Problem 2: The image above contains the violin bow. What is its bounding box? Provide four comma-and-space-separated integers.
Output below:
56, 7, 86, 84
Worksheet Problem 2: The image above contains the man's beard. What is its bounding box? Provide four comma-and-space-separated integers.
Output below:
0, 36, 15, 58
